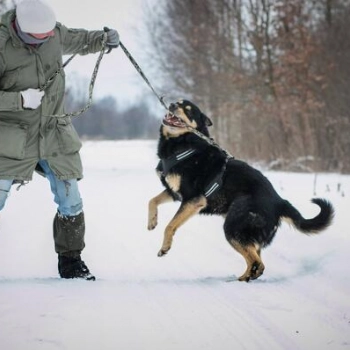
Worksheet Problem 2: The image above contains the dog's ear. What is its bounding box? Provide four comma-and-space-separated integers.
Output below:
202, 113, 213, 127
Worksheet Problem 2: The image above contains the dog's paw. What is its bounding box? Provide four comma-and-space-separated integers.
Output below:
157, 248, 169, 257
238, 261, 265, 282
148, 222, 157, 230
147, 215, 158, 230
238, 275, 251, 282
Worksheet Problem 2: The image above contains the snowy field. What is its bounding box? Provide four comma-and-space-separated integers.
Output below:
0, 140, 349, 350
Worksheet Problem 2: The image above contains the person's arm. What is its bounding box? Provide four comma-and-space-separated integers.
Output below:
0, 54, 23, 112
58, 23, 106, 55
58, 23, 119, 55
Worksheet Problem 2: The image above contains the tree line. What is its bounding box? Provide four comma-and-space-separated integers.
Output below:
144, 0, 350, 172
65, 86, 159, 140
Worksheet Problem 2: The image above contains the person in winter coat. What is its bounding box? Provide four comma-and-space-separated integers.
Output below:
0, 0, 120, 280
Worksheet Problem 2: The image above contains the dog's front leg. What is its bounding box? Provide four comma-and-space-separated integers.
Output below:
148, 190, 174, 230
158, 196, 207, 257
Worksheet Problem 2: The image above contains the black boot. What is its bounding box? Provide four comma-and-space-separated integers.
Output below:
53, 212, 95, 281
58, 255, 95, 281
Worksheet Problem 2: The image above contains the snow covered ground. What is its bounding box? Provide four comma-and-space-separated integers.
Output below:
0, 140, 349, 350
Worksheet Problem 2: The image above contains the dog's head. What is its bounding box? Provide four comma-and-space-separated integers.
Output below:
162, 99, 213, 137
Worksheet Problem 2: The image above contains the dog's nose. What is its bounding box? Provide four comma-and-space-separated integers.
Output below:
169, 103, 177, 112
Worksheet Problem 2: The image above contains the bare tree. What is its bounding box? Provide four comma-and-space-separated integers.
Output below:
311, 0, 350, 171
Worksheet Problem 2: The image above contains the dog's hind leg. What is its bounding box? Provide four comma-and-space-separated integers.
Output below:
228, 240, 265, 282
148, 190, 174, 230
158, 196, 207, 257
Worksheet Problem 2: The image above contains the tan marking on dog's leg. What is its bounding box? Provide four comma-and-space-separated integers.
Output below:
255, 243, 262, 257
165, 174, 181, 193
229, 240, 265, 282
148, 190, 174, 230
158, 196, 207, 256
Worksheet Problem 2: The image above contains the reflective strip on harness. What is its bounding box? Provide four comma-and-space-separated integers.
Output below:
203, 158, 230, 198
176, 149, 196, 160
159, 148, 231, 198
161, 148, 198, 176
204, 182, 220, 197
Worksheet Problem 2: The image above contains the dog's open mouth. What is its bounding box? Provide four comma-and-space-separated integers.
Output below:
162, 112, 187, 128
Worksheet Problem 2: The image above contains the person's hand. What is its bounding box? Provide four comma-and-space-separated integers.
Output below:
21, 88, 45, 109
105, 28, 120, 49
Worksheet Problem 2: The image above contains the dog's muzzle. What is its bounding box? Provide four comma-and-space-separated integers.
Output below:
162, 112, 187, 128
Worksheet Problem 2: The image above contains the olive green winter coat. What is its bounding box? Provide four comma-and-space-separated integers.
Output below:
0, 9, 105, 181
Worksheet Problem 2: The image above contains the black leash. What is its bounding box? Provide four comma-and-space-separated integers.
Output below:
119, 42, 232, 157
119, 41, 168, 110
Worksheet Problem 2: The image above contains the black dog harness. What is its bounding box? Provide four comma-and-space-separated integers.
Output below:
157, 148, 230, 198
203, 160, 228, 197
160, 149, 199, 176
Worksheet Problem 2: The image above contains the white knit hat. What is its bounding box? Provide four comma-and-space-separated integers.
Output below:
16, 0, 56, 34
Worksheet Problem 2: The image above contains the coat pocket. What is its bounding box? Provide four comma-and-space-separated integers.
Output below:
0, 120, 28, 160
56, 118, 82, 154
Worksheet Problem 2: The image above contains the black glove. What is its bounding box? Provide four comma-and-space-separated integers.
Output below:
105, 28, 120, 49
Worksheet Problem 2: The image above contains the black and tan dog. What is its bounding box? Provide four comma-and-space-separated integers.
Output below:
148, 99, 334, 282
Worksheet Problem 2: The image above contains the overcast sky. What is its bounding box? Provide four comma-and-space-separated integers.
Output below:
45, 0, 157, 109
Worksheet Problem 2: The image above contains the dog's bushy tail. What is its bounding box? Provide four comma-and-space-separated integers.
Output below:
281, 198, 334, 234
